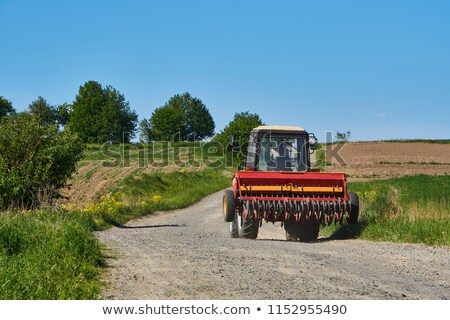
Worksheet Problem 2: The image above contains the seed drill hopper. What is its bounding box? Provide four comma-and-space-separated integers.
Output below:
223, 126, 359, 241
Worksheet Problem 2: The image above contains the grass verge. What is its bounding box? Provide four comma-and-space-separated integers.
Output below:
321, 175, 450, 245
0, 168, 231, 299
81, 169, 231, 229
0, 211, 104, 299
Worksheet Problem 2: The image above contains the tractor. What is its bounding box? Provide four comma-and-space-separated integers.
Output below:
222, 125, 359, 241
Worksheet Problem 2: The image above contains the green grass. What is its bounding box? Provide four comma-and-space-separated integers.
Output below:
314, 148, 325, 170
0, 167, 231, 299
0, 211, 104, 299
82, 142, 227, 164
84, 170, 94, 181
73, 168, 232, 231
321, 175, 450, 245
117, 170, 231, 210
314, 147, 332, 170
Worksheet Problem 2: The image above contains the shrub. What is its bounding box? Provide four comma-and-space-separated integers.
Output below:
0, 113, 84, 210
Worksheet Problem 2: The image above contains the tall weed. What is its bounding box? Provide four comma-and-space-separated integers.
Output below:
0, 211, 104, 299
324, 175, 450, 245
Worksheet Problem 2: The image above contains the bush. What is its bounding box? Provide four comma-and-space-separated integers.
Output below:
0, 113, 84, 210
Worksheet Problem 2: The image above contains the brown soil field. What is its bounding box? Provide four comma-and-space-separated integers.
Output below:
324, 142, 450, 181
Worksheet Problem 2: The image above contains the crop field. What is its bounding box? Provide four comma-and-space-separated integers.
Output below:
323, 141, 450, 181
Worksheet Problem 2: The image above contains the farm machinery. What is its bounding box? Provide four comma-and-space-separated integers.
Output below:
222, 126, 359, 241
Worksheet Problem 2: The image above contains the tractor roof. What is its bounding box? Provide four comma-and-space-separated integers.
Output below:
252, 125, 306, 133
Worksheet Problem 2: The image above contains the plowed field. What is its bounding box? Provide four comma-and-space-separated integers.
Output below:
324, 142, 450, 181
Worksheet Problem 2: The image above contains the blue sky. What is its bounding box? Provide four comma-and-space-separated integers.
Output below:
1, 0, 449, 141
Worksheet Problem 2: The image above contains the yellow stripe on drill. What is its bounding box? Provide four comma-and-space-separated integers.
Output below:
240, 185, 343, 193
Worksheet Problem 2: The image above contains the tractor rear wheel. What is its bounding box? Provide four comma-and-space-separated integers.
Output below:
223, 190, 236, 222
238, 209, 259, 239
347, 192, 359, 225
230, 213, 239, 238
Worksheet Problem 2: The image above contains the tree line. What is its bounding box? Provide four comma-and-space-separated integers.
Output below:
1, 83, 215, 144
0, 80, 263, 210
1, 81, 138, 144
1, 81, 262, 144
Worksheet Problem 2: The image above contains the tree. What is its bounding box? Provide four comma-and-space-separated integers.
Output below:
103, 85, 138, 143
182, 93, 215, 141
141, 93, 215, 142
55, 103, 71, 127
335, 130, 351, 142
68, 81, 138, 143
213, 111, 264, 151
68, 81, 104, 143
28, 96, 56, 127
139, 118, 154, 142
0, 96, 15, 120
0, 113, 84, 210
149, 101, 187, 142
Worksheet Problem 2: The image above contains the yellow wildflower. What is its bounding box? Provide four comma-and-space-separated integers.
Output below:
152, 195, 162, 204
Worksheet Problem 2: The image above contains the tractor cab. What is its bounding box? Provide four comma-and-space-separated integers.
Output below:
246, 126, 317, 172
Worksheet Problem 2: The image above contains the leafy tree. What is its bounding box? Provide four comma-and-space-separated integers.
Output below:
68, 81, 104, 143
28, 96, 56, 127
139, 118, 154, 142
55, 103, 71, 127
68, 81, 138, 143
149, 100, 187, 142
0, 113, 84, 210
141, 93, 215, 142
335, 130, 351, 142
103, 85, 138, 143
213, 111, 264, 151
0, 96, 15, 120
182, 93, 215, 141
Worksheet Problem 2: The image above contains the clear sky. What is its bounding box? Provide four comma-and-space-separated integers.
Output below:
1, 0, 449, 141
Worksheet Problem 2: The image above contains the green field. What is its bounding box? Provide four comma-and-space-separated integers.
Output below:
82, 142, 228, 167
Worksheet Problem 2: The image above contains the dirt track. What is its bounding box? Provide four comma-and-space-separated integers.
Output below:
97, 190, 449, 300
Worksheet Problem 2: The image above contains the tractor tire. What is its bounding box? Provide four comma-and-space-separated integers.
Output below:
284, 222, 299, 241
238, 212, 259, 239
297, 221, 320, 242
230, 213, 239, 238
223, 190, 236, 222
347, 192, 359, 225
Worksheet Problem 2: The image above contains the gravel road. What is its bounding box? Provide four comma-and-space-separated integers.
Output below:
97, 190, 449, 300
